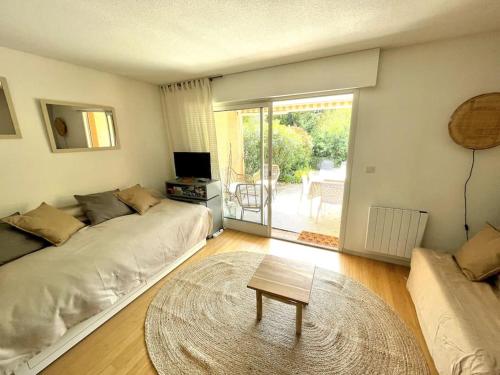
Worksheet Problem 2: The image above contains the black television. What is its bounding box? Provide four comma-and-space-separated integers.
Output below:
173, 152, 212, 180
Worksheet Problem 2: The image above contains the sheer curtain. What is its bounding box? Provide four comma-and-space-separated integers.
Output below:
160, 78, 219, 179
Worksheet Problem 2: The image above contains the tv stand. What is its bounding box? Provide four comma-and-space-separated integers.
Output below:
166, 179, 223, 237
175, 177, 211, 184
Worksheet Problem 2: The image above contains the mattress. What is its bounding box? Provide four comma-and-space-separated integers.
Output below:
0, 199, 212, 374
407, 248, 500, 375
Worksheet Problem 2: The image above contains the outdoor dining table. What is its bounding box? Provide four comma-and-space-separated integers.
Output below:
307, 173, 345, 216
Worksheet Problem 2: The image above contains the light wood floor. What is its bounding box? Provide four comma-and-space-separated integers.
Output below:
42, 229, 437, 374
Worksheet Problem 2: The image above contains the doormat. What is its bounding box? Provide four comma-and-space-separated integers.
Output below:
297, 231, 339, 249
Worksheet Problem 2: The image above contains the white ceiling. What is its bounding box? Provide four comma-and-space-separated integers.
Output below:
0, 0, 499, 84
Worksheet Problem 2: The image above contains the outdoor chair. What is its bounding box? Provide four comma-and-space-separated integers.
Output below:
223, 143, 256, 201
234, 183, 269, 221
253, 164, 280, 197
316, 180, 344, 222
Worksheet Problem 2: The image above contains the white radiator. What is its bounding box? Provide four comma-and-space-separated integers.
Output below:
365, 206, 429, 259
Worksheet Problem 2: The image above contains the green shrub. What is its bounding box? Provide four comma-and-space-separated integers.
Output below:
271, 122, 312, 183
241, 107, 351, 183
242, 119, 312, 183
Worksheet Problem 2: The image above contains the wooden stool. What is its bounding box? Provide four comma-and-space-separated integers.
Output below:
247, 255, 315, 335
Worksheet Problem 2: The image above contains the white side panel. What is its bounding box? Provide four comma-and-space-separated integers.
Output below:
373, 207, 386, 252
405, 211, 421, 258
388, 209, 402, 256
397, 210, 412, 258
365, 207, 378, 250
380, 208, 394, 254
415, 213, 429, 247
365, 206, 429, 260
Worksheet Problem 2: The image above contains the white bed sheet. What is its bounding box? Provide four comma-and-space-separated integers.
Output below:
407, 248, 500, 375
0, 199, 212, 375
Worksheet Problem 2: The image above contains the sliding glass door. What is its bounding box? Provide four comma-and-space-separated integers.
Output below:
214, 91, 356, 248
269, 93, 355, 250
214, 103, 272, 236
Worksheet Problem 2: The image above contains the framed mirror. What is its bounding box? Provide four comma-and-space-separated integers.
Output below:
40, 100, 120, 153
0, 76, 21, 139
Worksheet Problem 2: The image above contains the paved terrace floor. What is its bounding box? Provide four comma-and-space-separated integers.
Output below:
225, 183, 342, 237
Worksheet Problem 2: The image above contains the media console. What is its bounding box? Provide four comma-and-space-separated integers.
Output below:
166, 178, 223, 236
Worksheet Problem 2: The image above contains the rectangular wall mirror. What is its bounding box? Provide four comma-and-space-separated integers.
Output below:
40, 100, 119, 152
0, 76, 21, 139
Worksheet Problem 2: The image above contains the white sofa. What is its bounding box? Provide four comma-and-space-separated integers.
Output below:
407, 248, 500, 375
0, 199, 212, 375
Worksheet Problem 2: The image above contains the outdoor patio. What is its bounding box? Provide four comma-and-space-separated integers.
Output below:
224, 180, 343, 239
215, 96, 352, 245
273, 182, 342, 237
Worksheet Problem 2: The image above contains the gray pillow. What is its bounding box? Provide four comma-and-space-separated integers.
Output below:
75, 190, 133, 226
0, 215, 48, 266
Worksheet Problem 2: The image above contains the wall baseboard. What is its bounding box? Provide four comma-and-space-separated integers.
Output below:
342, 247, 411, 267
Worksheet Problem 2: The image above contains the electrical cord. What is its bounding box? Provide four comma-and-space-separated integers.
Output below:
464, 149, 476, 240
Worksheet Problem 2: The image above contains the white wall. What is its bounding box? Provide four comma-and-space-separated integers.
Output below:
345, 31, 500, 253
0, 47, 169, 217
212, 31, 500, 253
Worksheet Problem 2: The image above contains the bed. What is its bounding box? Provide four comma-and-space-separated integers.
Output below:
407, 248, 500, 375
0, 199, 212, 375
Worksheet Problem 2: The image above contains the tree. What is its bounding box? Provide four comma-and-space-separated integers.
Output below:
310, 108, 351, 168
273, 111, 322, 133
241, 106, 351, 183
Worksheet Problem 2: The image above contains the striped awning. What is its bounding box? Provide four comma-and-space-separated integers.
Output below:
240, 94, 353, 115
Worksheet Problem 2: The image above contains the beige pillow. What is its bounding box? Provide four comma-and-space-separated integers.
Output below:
115, 185, 160, 215
454, 224, 500, 281
2, 202, 85, 246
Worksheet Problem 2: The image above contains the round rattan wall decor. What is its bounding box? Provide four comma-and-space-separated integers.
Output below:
448, 92, 500, 150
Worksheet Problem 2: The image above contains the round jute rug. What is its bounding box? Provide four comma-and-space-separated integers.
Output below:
145, 252, 429, 375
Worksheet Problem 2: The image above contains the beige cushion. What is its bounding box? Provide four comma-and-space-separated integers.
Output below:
2, 202, 85, 246
115, 184, 160, 215
454, 224, 500, 281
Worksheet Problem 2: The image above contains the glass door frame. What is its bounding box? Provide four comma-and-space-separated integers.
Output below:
214, 88, 358, 249
213, 100, 273, 237
266, 89, 359, 251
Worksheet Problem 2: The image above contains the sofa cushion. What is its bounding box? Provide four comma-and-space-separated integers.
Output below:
454, 224, 500, 281
75, 190, 133, 226
115, 184, 160, 215
2, 203, 86, 246
0, 214, 48, 266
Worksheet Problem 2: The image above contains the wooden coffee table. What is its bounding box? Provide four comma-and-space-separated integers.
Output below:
247, 254, 316, 335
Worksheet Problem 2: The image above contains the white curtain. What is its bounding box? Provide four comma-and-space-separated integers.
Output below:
160, 78, 219, 179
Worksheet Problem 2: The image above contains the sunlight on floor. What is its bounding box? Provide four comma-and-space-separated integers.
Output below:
267, 238, 342, 272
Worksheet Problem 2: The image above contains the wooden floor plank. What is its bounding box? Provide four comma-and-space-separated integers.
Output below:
41, 229, 437, 374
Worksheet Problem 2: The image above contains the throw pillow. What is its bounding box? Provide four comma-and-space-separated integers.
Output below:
75, 190, 133, 226
454, 223, 500, 281
114, 184, 160, 215
0, 213, 49, 266
2, 202, 86, 246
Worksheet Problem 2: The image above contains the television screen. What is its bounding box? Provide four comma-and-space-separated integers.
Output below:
173, 152, 212, 180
